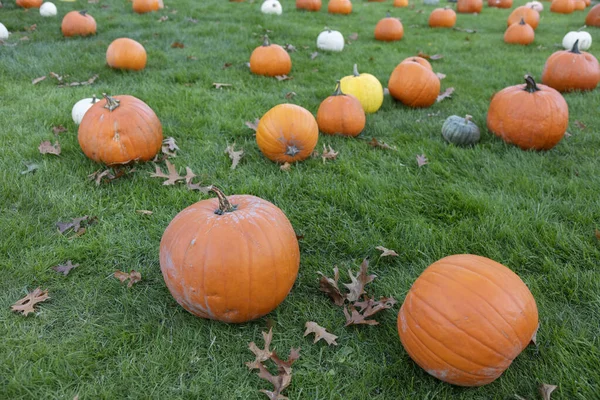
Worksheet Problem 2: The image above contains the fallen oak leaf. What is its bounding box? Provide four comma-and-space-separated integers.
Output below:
158, 15, 168, 22
114, 270, 141, 288
539, 383, 558, 400
136, 210, 153, 216
38, 141, 61, 156
246, 328, 274, 370
21, 162, 39, 175
318, 266, 345, 306
52, 260, 79, 276
213, 82, 232, 89
187, 182, 211, 193
11, 288, 50, 316
162, 137, 180, 155
222, 62, 233, 69
284, 44, 296, 52
285, 92, 296, 100
368, 137, 397, 151
416, 154, 428, 167
49, 72, 62, 82
150, 160, 184, 185
574, 120, 586, 130
225, 143, 244, 170
304, 322, 338, 346
245, 118, 260, 132
88, 169, 114, 185
344, 258, 376, 302
436, 72, 446, 80
52, 125, 67, 134
310, 51, 318, 60
275, 75, 293, 81
343, 304, 379, 326
32, 76, 46, 85
257, 363, 290, 400
280, 162, 291, 171
376, 246, 399, 257
436, 87, 455, 102
270, 348, 300, 376
353, 296, 397, 318
56, 215, 94, 235
321, 144, 338, 163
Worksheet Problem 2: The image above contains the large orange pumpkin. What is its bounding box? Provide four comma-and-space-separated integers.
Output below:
296, 0, 322, 10
78, 94, 163, 165
316, 81, 366, 137
388, 59, 440, 108
328, 0, 352, 14
507, 6, 539, 30
374, 13, 404, 41
61, 11, 97, 37
250, 36, 292, 77
487, 75, 568, 151
457, 0, 483, 13
542, 40, 600, 92
16, 0, 42, 8
550, 0, 575, 13
256, 104, 319, 163
160, 186, 300, 324
428, 7, 457, 28
132, 0, 164, 13
504, 18, 535, 45
397, 254, 539, 387
106, 38, 147, 71
585, 4, 600, 26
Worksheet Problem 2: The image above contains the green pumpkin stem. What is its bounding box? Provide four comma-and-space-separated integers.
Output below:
262, 35, 271, 47
352, 64, 360, 77
102, 93, 120, 111
79, 10, 88, 16
464, 115, 473, 123
570, 39, 581, 54
577, 25, 587, 32
333, 80, 344, 96
209, 186, 237, 215
523, 75, 540, 93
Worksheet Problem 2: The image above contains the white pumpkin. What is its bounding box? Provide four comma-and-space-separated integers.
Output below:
562, 30, 592, 51
525, 1, 543, 11
316, 29, 344, 52
0, 23, 10, 41
261, 0, 282, 15
72, 96, 99, 125
40, 2, 57, 17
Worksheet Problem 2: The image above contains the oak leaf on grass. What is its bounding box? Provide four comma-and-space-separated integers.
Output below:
11, 288, 49, 316
38, 141, 61, 156
53, 260, 79, 276
539, 383, 558, 400
225, 143, 244, 170
114, 270, 141, 288
376, 246, 398, 257
304, 322, 338, 346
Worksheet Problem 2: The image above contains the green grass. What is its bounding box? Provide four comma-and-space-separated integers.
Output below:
1, 0, 600, 398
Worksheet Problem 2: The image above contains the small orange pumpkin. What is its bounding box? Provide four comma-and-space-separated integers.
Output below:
542, 40, 600, 92
504, 18, 535, 45
428, 7, 457, 28
61, 11, 97, 37
160, 186, 300, 324
397, 254, 539, 387
394, 0, 409, 7
388, 59, 440, 108
457, 0, 483, 13
250, 36, 292, 77
507, 6, 539, 30
586, 4, 600, 25
550, 0, 575, 13
78, 94, 163, 165
316, 81, 366, 137
132, 0, 164, 13
573, 0, 586, 10
487, 75, 568, 151
256, 104, 319, 163
328, 0, 352, 14
488, 0, 512, 8
296, 0, 322, 11
16, 0, 42, 7
106, 38, 147, 71
374, 13, 404, 42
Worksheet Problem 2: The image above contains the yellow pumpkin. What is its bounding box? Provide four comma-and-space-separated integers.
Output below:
339, 64, 384, 113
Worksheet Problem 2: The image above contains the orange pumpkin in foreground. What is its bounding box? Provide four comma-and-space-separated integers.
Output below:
250, 36, 292, 77
106, 38, 147, 71
585, 4, 600, 26
256, 104, 319, 163
78, 94, 163, 165
160, 186, 300, 324
398, 254, 539, 387
16, 0, 42, 8
61, 11, 97, 37
317, 81, 366, 137
388, 59, 440, 108
132, 0, 164, 13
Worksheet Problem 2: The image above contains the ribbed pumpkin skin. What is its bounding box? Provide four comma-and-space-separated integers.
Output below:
429, 8, 457, 28
132, 0, 164, 13
328, 0, 352, 14
339, 66, 384, 113
388, 61, 440, 108
61, 11, 97, 37
442, 115, 480, 146
401, 56, 433, 70
397, 254, 539, 387
16, 0, 43, 8
250, 39, 292, 77
542, 43, 600, 92
256, 104, 319, 163
106, 38, 147, 71
160, 195, 300, 323
457, 0, 482, 13
316, 85, 366, 137
504, 20, 535, 45
374, 17, 404, 41
78, 95, 163, 165
586, 4, 600, 26
550, 0, 575, 14
507, 6, 539, 30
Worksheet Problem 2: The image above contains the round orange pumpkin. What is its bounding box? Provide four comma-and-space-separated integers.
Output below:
504, 19, 535, 45
542, 40, 600, 92
550, 0, 575, 13
397, 254, 539, 387
487, 75, 568, 151
296, 0, 322, 10
428, 8, 457, 28
507, 6, 539, 30
388, 59, 440, 108
256, 104, 319, 163
16, 0, 42, 7
394, 0, 409, 7
78, 94, 162, 165
573, 0, 586, 10
586, 4, 600, 25
250, 36, 292, 77
488, 0, 512, 8
61, 11, 97, 37
132, 0, 164, 13
457, 0, 483, 13
106, 38, 147, 71
374, 13, 404, 41
401, 56, 432, 70
160, 186, 300, 324
316, 81, 366, 137
328, 0, 352, 14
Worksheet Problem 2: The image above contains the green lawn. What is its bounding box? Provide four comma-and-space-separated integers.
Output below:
1, 0, 600, 398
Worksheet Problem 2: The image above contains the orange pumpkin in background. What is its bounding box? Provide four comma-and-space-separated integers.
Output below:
394, 0, 409, 7
504, 18, 535, 45
61, 11, 97, 37
573, 0, 586, 10
457, 0, 483, 13
586, 4, 600, 25
428, 7, 457, 28
550, 0, 575, 13
160, 186, 300, 324
507, 6, 539, 30
401, 56, 432, 70
297, 0, 322, 11
374, 13, 404, 41
132, 0, 164, 13
388, 59, 440, 108
328, 0, 352, 14
16, 0, 42, 7
488, 0, 512, 8
250, 36, 292, 77
106, 38, 147, 71
317, 81, 366, 137
542, 40, 600, 92
398, 254, 539, 387
78, 94, 163, 165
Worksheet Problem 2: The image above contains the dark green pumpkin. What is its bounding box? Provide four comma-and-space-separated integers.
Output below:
441, 115, 480, 146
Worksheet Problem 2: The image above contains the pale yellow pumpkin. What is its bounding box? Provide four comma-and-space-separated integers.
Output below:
339, 64, 384, 113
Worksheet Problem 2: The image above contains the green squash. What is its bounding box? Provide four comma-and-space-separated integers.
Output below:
441, 115, 480, 146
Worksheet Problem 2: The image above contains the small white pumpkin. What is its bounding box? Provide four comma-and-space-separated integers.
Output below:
525, 1, 543, 11
562, 30, 592, 51
261, 0, 282, 15
40, 2, 57, 17
72, 96, 99, 125
316, 29, 344, 52
0, 23, 10, 41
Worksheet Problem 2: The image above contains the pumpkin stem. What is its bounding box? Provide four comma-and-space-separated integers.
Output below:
519, 17, 526, 25
102, 93, 120, 111
352, 63, 360, 77
386, 11, 392, 18
324, 26, 332, 32
286, 145, 300, 157
262, 35, 271, 47
91, 95, 98, 104
570, 39, 581, 54
523, 75, 540, 93
464, 115, 472, 123
577, 25, 587, 32
79, 10, 88, 16
333, 80, 344, 96
209, 186, 237, 215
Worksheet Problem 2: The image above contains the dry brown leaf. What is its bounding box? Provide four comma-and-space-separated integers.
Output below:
280, 162, 291, 171
150, 160, 184, 185
344, 259, 376, 302
416, 154, 428, 167
321, 144, 338, 163
21, 162, 39, 175
20, 36, 29, 41
530, 324, 539, 346
32, 76, 47, 85
376, 246, 399, 257
56, 215, 95, 235
318, 267, 345, 306
275, 75, 293, 81
136, 210, 153, 216
225, 143, 244, 170
368, 137, 397, 151
539, 383, 558, 400
88, 169, 114, 185
436, 87, 455, 102
52, 125, 67, 135
353, 296, 397, 318
187, 182, 211, 193
574, 120, 586, 130
114, 270, 142, 288
246, 328, 274, 370
595, 229, 600, 240
270, 348, 300, 376
158, 15, 168, 22
161, 137, 179, 157
171, 41, 184, 48
38, 141, 61, 156
285, 92, 296, 100
304, 322, 338, 346
11, 288, 50, 316
257, 363, 290, 400
284, 44, 296, 52
49, 72, 62, 82
249, 335, 299, 400
310, 51, 318, 60
343, 304, 379, 326
348, 32, 358, 41
436, 72, 446, 80
53, 260, 79, 276
59, 74, 99, 88
245, 118, 260, 132
213, 82, 232, 89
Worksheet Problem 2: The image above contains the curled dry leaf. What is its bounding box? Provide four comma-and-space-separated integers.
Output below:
224, 143, 244, 170
310, 51, 318, 60
275, 75, 293, 81
246, 328, 274, 370
321, 144, 338, 163
436, 87, 455, 103
52, 125, 67, 135
56, 215, 96, 235
11, 288, 50, 316
343, 304, 379, 326
574, 120, 586, 130
539, 383, 558, 400
21, 162, 39, 175
284, 44, 296, 52
368, 137, 397, 151
353, 296, 397, 318
88, 168, 130, 186
49, 72, 62, 82
38, 141, 61, 156
114, 270, 142, 288
436, 72, 446, 80
162, 137, 179, 157
416, 154, 428, 167
375, 246, 399, 257
136, 210, 153, 216
304, 321, 338, 346
53, 260, 79, 276
32, 76, 47, 85
280, 162, 291, 171
318, 266, 345, 306
245, 118, 260, 132
343, 259, 376, 302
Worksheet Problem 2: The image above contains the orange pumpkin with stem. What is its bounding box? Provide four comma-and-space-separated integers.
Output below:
550, 0, 575, 13
488, 0, 512, 8
542, 40, 600, 92
61, 11, 97, 37
397, 254, 539, 387
297, 0, 322, 11
16, 0, 42, 8
317, 81, 366, 137
374, 12, 404, 42
106, 38, 147, 71
487, 75, 568, 151
250, 36, 292, 77
394, 0, 409, 7
78, 94, 163, 165
428, 7, 456, 28
504, 18, 535, 45
388, 59, 440, 108
507, 6, 539, 30
159, 186, 300, 324
457, 0, 482, 13
328, 0, 352, 14
256, 104, 319, 163
132, 0, 164, 13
